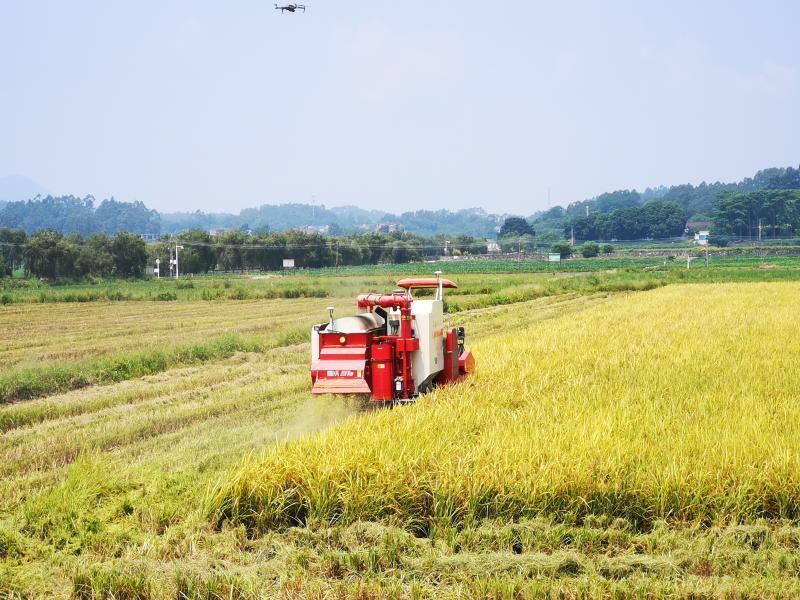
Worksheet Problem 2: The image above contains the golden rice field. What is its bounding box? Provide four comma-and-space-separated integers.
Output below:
219, 283, 800, 531
5, 271, 800, 598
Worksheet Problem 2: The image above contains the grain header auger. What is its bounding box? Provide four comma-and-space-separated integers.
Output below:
310, 272, 475, 403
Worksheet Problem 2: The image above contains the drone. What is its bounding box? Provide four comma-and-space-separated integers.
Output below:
275, 3, 306, 12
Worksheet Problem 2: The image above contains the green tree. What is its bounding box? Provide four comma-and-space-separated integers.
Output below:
217, 230, 249, 272
0, 228, 26, 274
75, 234, 114, 277
177, 230, 218, 274
111, 232, 147, 277
593, 190, 641, 213
639, 201, 688, 238
713, 189, 800, 238
499, 217, 535, 238
551, 241, 572, 259
23, 230, 80, 279
581, 242, 599, 258
95, 198, 160, 234
332, 238, 363, 267
565, 201, 686, 241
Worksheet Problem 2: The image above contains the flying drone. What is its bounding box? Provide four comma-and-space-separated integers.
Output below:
275, 3, 306, 12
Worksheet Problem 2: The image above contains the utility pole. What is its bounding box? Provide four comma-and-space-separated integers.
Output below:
570, 227, 575, 246
758, 218, 762, 242
175, 244, 184, 279
518, 239, 522, 262
335, 240, 339, 268
705, 245, 709, 268
586, 205, 589, 217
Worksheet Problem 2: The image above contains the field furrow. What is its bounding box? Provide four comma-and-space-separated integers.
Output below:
0, 298, 332, 369
0, 352, 307, 481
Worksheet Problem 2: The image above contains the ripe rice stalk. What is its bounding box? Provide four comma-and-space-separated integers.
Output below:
212, 283, 800, 533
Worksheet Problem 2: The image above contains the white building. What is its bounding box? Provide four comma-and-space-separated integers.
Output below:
694, 230, 710, 245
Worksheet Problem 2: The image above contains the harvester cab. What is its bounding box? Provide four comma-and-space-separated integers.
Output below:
310, 272, 475, 402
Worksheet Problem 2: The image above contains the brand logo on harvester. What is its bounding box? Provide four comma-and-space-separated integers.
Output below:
327, 370, 356, 378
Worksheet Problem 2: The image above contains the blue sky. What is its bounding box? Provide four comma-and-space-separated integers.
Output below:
1, 1, 798, 214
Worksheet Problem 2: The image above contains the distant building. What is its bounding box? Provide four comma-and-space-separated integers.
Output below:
376, 223, 401, 233
208, 228, 230, 236
694, 230, 710, 245
486, 240, 501, 253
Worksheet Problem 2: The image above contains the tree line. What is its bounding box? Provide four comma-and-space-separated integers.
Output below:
713, 189, 800, 238
0, 229, 488, 279
149, 231, 488, 274
530, 165, 800, 240
0, 196, 160, 236
562, 201, 688, 241
162, 205, 507, 238
555, 189, 800, 242
561, 166, 800, 221
1, 229, 148, 279
1, 196, 504, 238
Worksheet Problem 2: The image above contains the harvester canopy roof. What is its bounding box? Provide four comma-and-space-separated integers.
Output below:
396, 278, 457, 290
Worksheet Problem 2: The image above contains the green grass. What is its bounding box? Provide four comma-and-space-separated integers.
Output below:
0, 275, 330, 304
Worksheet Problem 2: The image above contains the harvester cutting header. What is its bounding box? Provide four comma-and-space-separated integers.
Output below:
311, 272, 475, 402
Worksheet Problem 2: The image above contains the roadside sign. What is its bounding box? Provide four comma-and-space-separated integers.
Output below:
283, 258, 295, 269
548, 253, 561, 262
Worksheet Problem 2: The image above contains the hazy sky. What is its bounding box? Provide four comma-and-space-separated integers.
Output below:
1, 1, 798, 214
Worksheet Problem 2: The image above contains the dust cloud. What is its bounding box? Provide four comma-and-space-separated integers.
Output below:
267, 395, 370, 444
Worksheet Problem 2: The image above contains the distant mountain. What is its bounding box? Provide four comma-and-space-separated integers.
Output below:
6, 165, 799, 239
0, 175, 49, 202
160, 203, 503, 237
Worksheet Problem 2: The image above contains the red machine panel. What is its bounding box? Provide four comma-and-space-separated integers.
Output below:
370, 343, 395, 401
311, 332, 371, 395
437, 328, 461, 385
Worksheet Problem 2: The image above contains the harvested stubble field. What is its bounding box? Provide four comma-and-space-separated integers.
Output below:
4, 266, 800, 599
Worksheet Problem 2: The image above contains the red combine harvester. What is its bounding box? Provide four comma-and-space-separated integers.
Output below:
311, 272, 475, 402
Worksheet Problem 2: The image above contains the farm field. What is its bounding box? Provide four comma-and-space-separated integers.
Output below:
0, 268, 663, 405
4, 254, 800, 305
3, 262, 800, 598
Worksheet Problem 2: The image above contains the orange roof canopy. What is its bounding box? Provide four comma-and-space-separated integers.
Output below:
396, 277, 458, 290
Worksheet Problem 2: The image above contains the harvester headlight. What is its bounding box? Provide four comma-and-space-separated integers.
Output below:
339, 336, 346, 345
